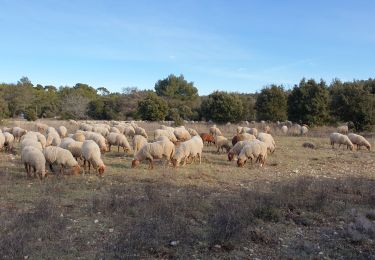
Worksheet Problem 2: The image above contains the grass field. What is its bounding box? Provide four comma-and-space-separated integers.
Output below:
1, 120, 375, 259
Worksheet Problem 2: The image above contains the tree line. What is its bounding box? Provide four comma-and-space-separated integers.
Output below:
0, 75, 374, 130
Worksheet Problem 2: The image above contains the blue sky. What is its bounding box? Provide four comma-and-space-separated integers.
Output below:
0, 0, 374, 95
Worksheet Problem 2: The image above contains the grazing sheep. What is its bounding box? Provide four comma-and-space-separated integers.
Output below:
3, 132, 14, 151
281, 125, 288, 135
154, 129, 177, 143
124, 126, 136, 137
186, 128, 199, 136
160, 125, 175, 132
60, 138, 84, 161
264, 125, 271, 134
110, 127, 121, 134
21, 146, 47, 179
36, 122, 48, 133
60, 137, 75, 149
200, 133, 215, 145
172, 136, 203, 167
46, 131, 61, 146
337, 125, 349, 134
84, 131, 108, 152
92, 126, 109, 137
300, 125, 309, 135
209, 125, 222, 137
330, 132, 354, 150
0, 133, 5, 151
228, 140, 252, 161
46, 126, 58, 135
232, 133, 256, 146
174, 127, 191, 141
302, 142, 316, 149
241, 127, 258, 137
107, 133, 131, 153
215, 135, 231, 153
82, 140, 106, 175
69, 119, 78, 125
43, 146, 80, 175
12, 127, 27, 142
236, 126, 243, 134
132, 139, 175, 169
80, 123, 93, 132
134, 126, 148, 138
133, 135, 148, 154
237, 140, 268, 167
23, 132, 46, 148
21, 138, 43, 152
57, 126, 68, 138
257, 132, 276, 153
347, 133, 371, 150
73, 132, 85, 142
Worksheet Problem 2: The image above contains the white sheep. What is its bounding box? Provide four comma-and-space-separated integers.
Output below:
133, 135, 148, 154
300, 125, 308, 135
83, 131, 108, 152
154, 129, 177, 143
57, 126, 68, 138
12, 127, 27, 142
124, 126, 136, 137
186, 128, 199, 136
73, 132, 85, 142
21, 146, 47, 179
330, 132, 354, 150
46, 131, 61, 146
82, 140, 106, 175
43, 146, 80, 175
209, 125, 222, 137
0, 133, 5, 151
134, 126, 148, 138
240, 127, 258, 137
215, 135, 231, 153
107, 133, 131, 153
172, 136, 203, 167
3, 132, 14, 151
174, 127, 191, 141
237, 140, 268, 167
257, 132, 276, 154
131, 139, 175, 169
281, 125, 288, 135
337, 125, 349, 134
347, 133, 370, 150
227, 140, 252, 161
21, 138, 43, 152
110, 127, 121, 134
36, 122, 48, 133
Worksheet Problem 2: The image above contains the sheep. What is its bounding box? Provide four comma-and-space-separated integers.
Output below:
21, 146, 47, 179
46, 126, 58, 135
232, 133, 256, 146
241, 127, 258, 137
80, 123, 93, 132
22, 131, 46, 148
107, 133, 131, 153
57, 126, 68, 138
0, 133, 5, 151
154, 129, 177, 143
110, 127, 121, 134
21, 138, 43, 152
257, 132, 276, 154
172, 136, 203, 167
3, 132, 14, 151
82, 140, 106, 175
73, 132, 85, 142
69, 119, 78, 125
264, 125, 271, 134
36, 122, 48, 133
83, 131, 108, 152
46, 131, 61, 146
347, 133, 371, 150
12, 127, 27, 142
131, 139, 175, 169
134, 126, 148, 138
200, 133, 215, 145
209, 125, 222, 137
300, 125, 308, 135
60, 137, 75, 149
330, 132, 354, 150
215, 135, 231, 153
174, 127, 191, 141
133, 135, 148, 154
237, 140, 268, 167
43, 146, 80, 175
236, 126, 243, 134
186, 128, 199, 136
228, 140, 252, 162
92, 126, 109, 137
337, 125, 349, 134
2, 127, 12, 133
281, 125, 288, 135
160, 125, 175, 132
124, 126, 136, 137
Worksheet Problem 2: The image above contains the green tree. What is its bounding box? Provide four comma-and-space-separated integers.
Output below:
138, 93, 168, 121
155, 74, 198, 101
256, 85, 287, 121
200, 91, 244, 123
288, 79, 330, 125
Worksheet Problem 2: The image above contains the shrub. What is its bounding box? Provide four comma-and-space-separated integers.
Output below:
25, 109, 37, 121
256, 85, 287, 121
138, 93, 168, 121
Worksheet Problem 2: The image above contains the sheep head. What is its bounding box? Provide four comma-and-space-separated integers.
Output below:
98, 165, 105, 175
131, 159, 140, 168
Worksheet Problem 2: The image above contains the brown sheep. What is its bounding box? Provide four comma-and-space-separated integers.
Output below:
200, 133, 215, 145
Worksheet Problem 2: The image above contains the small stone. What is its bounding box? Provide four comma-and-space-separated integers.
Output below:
170, 240, 179, 246
293, 169, 299, 174
94, 219, 99, 223
214, 244, 221, 249
24, 256, 29, 259
319, 251, 324, 255
109, 228, 114, 233
38, 238, 42, 242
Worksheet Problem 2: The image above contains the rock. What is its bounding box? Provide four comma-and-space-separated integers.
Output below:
170, 240, 179, 246
94, 219, 99, 223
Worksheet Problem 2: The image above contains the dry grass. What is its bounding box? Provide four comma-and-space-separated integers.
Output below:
0, 120, 375, 259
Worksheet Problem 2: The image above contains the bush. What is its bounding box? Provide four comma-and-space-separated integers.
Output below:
256, 85, 287, 121
25, 109, 37, 121
138, 93, 168, 121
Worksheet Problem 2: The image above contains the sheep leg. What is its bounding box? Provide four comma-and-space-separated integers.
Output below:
60, 164, 64, 175
49, 163, 54, 173
24, 163, 31, 177
118, 146, 120, 153
88, 162, 91, 173
147, 159, 153, 169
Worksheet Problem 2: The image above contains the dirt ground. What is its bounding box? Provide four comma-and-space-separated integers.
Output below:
0, 120, 374, 259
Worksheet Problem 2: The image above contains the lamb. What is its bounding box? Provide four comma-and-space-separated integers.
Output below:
133, 135, 148, 154
232, 133, 256, 146
237, 140, 268, 167
228, 140, 252, 161
200, 133, 215, 145
43, 146, 80, 175
215, 135, 231, 153
257, 132, 276, 154
134, 126, 148, 138
12, 127, 27, 141
107, 133, 131, 153
172, 136, 203, 167
21, 146, 47, 179
281, 125, 288, 135
82, 140, 106, 175
337, 125, 349, 134
46, 131, 61, 146
347, 133, 371, 150
330, 132, 354, 150
154, 129, 177, 143
209, 125, 222, 137
57, 126, 68, 138
131, 139, 175, 169
3, 132, 14, 151
174, 127, 191, 141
